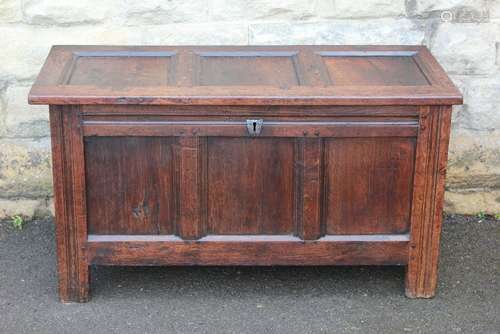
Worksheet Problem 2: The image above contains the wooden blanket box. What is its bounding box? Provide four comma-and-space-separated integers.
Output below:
29, 45, 462, 302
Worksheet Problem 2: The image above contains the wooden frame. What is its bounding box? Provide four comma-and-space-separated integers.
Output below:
49, 105, 89, 302
406, 106, 453, 298
30, 46, 461, 302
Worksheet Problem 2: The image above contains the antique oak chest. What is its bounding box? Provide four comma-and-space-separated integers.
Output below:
29, 45, 462, 302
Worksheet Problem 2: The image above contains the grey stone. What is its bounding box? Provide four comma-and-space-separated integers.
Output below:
0, 138, 53, 198
0, 0, 22, 23
4, 84, 49, 138
447, 128, 500, 190
0, 198, 42, 220
23, 0, 117, 25
491, 0, 500, 19
430, 23, 496, 74
317, 0, 406, 19
450, 75, 500, 131
497, 42, 500, 68
136, 23, 248, 45
125, 0, 209, 25
210, 0, 315, 21
249, 19, 425, 44
412, 0, 489, 21
0, 82, 7, 137
445, 189, 500, 214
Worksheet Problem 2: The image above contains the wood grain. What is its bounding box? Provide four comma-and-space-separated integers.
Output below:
324, 138, 416, 235
175, 137, 206, 240
196, 51, 301, 86
28, 45, 462, 106
87, 235, 409, 266
318, 53, 429, 86
84, 137, 175, 234
65, 51, 176, 87
207, 137, 295, 234
82, 119, 418, 138
80, 105, 421, 117
405, 106, 453, 298
294, 138, 323, 240
49, 106, 89, 303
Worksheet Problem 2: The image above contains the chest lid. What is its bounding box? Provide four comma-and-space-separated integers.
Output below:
28, 45, 462, 106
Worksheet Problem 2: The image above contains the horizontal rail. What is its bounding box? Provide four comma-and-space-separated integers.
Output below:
87, 234, 409, 266
82, 120, 418, 137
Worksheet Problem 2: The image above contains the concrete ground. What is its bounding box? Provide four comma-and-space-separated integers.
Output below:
0, 215, 498, 334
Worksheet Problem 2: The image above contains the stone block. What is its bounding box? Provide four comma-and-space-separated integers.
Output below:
4, 84, 49, 138
137, 23, 248, 45
413, 0, 489, 22
431, 23, 496, 74
0, 198, 42, 220
491, 0, 500, 19
0, 82, 7, 137
445, 190, 500, 214
249, 19, 424, 45
0, 0, 21, 23
125, 0, 209, 25
0, 138, 53, 198
210, 0, 315, 21
450, 75, 500, 131
318, 0, 406, 19
23, 0, 117, 25
447, 128, 500, 190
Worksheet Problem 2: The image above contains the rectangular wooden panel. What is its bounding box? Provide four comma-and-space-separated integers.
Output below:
324, 138, 416, 234
87, 235, 409, 266
207, 137, 295, 234
317, 52, 430, 86
84, 137, 176, 234
196, 51, 300, 86
65, 51, 176, 87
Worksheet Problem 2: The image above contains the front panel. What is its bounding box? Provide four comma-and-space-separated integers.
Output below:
85, 137, 176, 234
83, 112, 418, 245
207, 137, 295, 234
324, 138, 416, 234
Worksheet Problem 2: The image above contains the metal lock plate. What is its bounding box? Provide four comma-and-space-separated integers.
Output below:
246, 119, 263, 136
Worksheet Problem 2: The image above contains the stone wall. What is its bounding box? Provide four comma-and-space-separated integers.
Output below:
0, 0, 499, 219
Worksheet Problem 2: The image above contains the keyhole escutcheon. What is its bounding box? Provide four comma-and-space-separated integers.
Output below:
246, 119, 263, 136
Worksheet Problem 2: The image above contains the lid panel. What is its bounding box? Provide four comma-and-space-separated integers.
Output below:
196, 51, 301, 87
65, 51, 176, 87
318, 52, 430, 86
